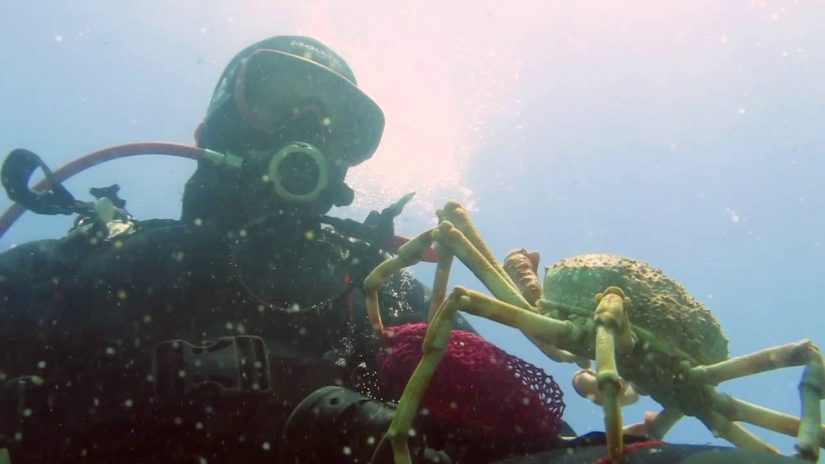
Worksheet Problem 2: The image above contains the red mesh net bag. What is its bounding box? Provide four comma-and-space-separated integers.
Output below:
376, 322, 565, 443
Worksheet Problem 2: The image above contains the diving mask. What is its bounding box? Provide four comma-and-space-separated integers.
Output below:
232, 49, 384, 168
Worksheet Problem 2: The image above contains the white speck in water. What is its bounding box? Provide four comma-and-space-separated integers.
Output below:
725, 208, 741, 223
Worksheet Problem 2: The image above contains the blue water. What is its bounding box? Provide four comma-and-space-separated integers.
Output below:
1, 1, 823, 457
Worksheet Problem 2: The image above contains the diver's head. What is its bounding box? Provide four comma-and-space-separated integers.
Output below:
183, 36, 385, 227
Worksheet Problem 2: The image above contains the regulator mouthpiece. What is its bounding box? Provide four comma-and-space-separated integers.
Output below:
267, 142, 329, 203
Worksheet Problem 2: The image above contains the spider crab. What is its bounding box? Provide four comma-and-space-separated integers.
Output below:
364, 202, 825, 464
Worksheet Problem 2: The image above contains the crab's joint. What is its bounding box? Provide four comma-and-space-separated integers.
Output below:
436, 202, 493, 262
364, 229, 437, 338
596, 370, 623, 396
595, 287, 635, 354
573, 369, 639, 407
435, 221, 530, 309
798, 342, 824, 397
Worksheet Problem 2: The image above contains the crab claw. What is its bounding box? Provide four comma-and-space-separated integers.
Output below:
503, 248, 542, 304
572, 368, 640, 406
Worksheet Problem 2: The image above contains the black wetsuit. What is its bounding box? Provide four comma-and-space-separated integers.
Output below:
0, 214, 438, 462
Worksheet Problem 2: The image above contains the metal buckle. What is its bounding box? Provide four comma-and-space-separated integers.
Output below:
152, 336, 271, 398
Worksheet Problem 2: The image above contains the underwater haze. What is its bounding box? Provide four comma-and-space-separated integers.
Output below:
1, 0, 824, 456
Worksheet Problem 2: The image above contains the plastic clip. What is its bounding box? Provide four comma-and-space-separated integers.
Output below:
152, 336, 270, 398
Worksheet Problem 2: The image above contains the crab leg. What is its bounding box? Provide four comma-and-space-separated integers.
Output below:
365, 229, 437, 335
709, 391, 825, 448
505, 248, 592, 367
687, 339, 820, 385
427, 243, 454, 321
434, 218, 593, 366
530, 336, 591, 367
438, 202, 521, 292
435, 220, 530, 309
687, 339, 824, 461
592, 287, 636, 462
385, 287, 577, 464
366, 208, 579, 463
798, 356, 825, 461
595, 327, 624, 463
366, 204, 529, 330
623, 408, 685, 438
697, 408, 781, 454
438, 206, 591, 366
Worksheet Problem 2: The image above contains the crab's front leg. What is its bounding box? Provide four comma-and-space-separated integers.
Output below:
383, 287, 578, 464
593, 286, 636, 462
364, 207, 580, 464
505, 249, 592, 367
365, 229, 437, 336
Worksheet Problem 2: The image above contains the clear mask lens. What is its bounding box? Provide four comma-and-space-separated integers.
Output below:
234, 50, 384, 167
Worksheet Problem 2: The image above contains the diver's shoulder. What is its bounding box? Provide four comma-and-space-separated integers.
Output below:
0, 238, 61, 267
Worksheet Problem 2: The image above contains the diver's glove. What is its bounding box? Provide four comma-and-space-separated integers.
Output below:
322, 192, 415, 250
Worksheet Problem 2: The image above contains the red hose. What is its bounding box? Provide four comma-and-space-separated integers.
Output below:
0, 142, 206, 240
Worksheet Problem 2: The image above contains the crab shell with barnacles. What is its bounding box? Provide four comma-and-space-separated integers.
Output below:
520, 252, 730, 405
365, 201, 825, 464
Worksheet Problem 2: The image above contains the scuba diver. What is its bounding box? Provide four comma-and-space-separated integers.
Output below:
0, 36, 815, 463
